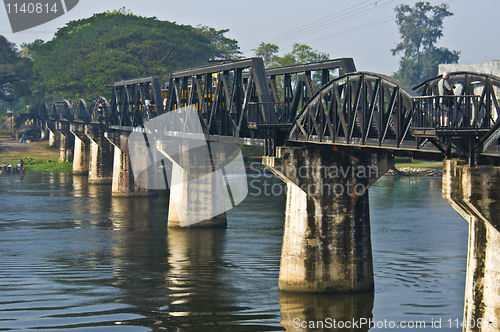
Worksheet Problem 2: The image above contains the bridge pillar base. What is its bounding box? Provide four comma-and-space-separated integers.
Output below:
166, 162, 227, 228
58, 123, 74, 163
47, 122, 59, 148
106, 132, 158, 197
263, 146, 393, 293
86, 125, 113, 184
40, 121, 49, 141
443, 159, 500, 332
70, 124, 90, 175
156, 141, 228, 229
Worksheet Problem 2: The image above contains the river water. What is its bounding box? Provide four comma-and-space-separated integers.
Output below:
0, 172, 467, 331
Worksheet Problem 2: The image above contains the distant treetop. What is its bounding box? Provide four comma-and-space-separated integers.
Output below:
391, 1, 460, 87
24, 10, 241, 102
0, 35, 33, 103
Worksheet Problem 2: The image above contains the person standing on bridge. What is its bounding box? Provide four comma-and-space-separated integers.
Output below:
144, 98, 151, 120
438, 72, 455, 127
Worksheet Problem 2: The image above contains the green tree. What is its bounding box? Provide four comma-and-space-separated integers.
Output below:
274, 43, 330, 91
0, 36, 33, 102
26, 10, 240, 102
19, 39, 43, 59
197, 26, 242, 60
392, 2, 459, 87
252, 42, 279, 67
272, 43, 329, 68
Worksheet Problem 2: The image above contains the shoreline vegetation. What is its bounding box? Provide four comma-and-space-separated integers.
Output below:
0, 137, 443, 176
0, 136, 72, 173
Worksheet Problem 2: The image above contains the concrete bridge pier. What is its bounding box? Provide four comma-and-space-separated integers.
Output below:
157, 141, 228, 228
40, 121, 50, 141
85, 125, 114, 184
46, 121, 60, 148
105, 132, 158, 197
70, 124, 90, 175
443, 159, 500, 332
263, 146, 394, 293
57, 122, 74, 163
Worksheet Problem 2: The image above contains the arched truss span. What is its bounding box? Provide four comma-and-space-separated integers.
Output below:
29, 103, 49, 119
48, 100, 73, 121
90, 97, 111, 124
74, 99, 90, 122
48, 102, 59, 120
287, 72, 419, 150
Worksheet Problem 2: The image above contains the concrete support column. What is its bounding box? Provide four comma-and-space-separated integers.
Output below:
106, 132, 157, 197
443, 159, 500, 332
157, 141, 228, 228
86, 125, 114, 184
57, 122, 74, 163
70, 124, 90, 175
46, 121, 59, 148
40, 121, 49, 141
167, 162, 227, 228
263, 146, 394, 293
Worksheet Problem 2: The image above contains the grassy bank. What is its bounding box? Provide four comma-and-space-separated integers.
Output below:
2, 155, 73, 173
0, 137, 72, 173
24, 160, 74, 172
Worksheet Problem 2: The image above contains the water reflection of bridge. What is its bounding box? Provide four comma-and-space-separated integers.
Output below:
29, 58, 500, 331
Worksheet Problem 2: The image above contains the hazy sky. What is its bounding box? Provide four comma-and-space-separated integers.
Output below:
1, 0, 498, 75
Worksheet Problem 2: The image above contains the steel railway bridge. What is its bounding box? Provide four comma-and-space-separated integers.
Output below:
30, 58, 500, 165
28, 58, 500, 330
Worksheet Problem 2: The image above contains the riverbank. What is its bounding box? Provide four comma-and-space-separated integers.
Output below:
0, 136, 72, 172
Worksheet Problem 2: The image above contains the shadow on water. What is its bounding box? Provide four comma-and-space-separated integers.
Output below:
279, 291, 374, 331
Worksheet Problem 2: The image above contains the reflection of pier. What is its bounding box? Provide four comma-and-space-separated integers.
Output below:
28, 57, 500, 329
280, 292, 373, 331
166, 228, 227, 317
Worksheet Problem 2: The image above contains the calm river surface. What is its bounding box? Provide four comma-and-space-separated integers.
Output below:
0, 172, 467, 331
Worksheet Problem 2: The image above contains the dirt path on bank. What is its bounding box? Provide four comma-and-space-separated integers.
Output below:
0, 137, 59, 165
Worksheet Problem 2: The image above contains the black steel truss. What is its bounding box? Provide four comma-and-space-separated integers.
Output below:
162, 57, 356, 154
27, 58, 500, 162
286, 71, 500, 163
110, 76, 164, 127
287, 72, 424, 151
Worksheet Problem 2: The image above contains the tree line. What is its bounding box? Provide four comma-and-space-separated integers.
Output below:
0, 2, 459, 111
0, 7, 241, 111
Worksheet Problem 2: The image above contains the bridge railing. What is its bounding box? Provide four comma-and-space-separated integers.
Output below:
413, 95, 495, 129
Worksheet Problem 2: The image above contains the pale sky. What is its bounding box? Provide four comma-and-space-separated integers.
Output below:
0, 0, 498, 76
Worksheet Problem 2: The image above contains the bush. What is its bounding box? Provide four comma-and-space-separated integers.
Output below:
24, 157, 36, 165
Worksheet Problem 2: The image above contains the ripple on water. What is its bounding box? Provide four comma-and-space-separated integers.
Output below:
0, 174, 467, 331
